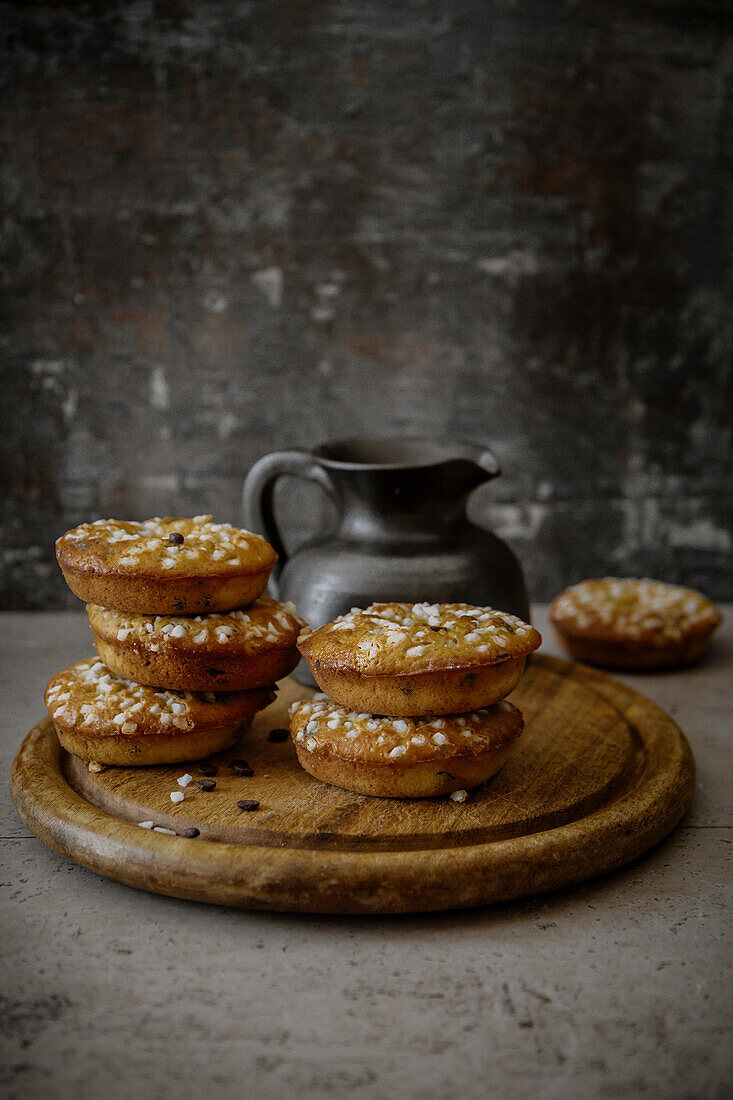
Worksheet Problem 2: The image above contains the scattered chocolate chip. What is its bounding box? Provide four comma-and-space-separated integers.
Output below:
195, 778, 216, 791
197, 763, 218, 776
237, 799, 260, 812
228, 758, 253, 775
267, 728, 289, 743
167, 532, 184, 544
179, 827, 200, 838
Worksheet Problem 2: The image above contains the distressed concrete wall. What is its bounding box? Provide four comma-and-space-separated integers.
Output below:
1, 0, 731, 609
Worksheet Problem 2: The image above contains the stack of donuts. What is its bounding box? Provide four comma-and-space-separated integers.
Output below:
291, 602, 542, 799
44, 516, 303, 766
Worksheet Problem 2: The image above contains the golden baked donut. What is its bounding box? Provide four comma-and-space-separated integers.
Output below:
44, 658, 275, 765
297, 602, 541, 716
87, 596, 305, 691
289, 693, 523, 797
550, 578, 722, 670
56, 515, 277, 614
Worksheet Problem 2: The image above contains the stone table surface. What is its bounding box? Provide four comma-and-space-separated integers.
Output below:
1, 608, 731, 1100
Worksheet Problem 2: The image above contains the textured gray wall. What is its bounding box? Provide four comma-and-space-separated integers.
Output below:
2, 0, 731, 609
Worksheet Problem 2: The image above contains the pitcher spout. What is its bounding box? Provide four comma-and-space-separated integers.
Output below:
441, 441, 501, 494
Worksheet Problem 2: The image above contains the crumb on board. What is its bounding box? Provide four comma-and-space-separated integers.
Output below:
450, 789, 469, 803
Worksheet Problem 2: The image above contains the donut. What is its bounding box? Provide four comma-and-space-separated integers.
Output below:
550, 577, 722, 670
289, 692, 523, 797
56, 515, 277, 614
87, 596, 305, 691
44, 658, 275, 765
297, 602, 541, 716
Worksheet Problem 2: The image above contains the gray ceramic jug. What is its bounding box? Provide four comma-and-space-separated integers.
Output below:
242, 438, 529, 681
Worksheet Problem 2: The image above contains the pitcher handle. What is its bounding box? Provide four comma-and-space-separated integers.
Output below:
242, 450, 337, 595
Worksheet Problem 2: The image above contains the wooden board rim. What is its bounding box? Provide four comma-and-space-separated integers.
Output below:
10, 656, 696, 914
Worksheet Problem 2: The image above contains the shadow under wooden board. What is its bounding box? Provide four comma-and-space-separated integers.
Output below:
10, 655, 695, 914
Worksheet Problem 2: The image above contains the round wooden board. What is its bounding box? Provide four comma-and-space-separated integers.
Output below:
10, 655, 695, 914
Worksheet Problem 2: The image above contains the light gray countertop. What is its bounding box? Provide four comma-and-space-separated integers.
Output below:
2, 608, 731, 1099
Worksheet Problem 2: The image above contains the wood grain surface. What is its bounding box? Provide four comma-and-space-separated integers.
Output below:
10, 655, 695, 914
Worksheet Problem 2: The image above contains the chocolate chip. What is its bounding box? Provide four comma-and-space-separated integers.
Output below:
237, 799, 260, 812
167, 532, 184, 544
195, 778, 216, 791
179, 827, 200, 838
228, 758, 253, 775
268, 728, 289, 742
197, 763, 218, 776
